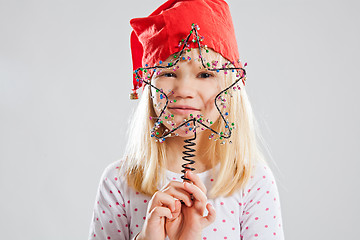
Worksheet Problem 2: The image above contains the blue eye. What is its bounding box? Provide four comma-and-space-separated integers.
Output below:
161, 72, 176, 78
198, 72, 213, 78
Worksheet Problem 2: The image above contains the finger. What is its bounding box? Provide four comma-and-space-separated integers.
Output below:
183, 181, 207, 204
167, 199, 181, 221
161, 183, 193, 207
149, 191, 177, 213
186, 170, 207, 194
202, 203, 216, 227
148, 206, 173, 221
159, 181, 187, 191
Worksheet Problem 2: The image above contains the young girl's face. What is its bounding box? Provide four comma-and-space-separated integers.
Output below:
150, 48, 224, 137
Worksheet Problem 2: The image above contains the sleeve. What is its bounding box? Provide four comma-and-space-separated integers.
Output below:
88, 162, 134, 240
240, 164, 285, 240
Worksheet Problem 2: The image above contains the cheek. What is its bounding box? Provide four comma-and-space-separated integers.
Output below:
206, 101, 221, 120
150, 84, 171, 116
152, 95, 166, 117
202, 84, 221, 109
200, 94, 220, 123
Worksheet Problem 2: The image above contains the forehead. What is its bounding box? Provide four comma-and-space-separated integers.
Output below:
160, 47, 225, 67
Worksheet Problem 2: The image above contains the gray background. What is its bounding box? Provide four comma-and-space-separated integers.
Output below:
1, 0, 359, 239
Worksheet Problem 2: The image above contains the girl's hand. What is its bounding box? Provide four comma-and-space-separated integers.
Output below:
136, 180, 194, 240
165, 170, 216, 240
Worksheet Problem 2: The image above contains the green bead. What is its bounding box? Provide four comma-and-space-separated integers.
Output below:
171, 114, 174, 117
156, 132, 159, 135
165, 116, 168, 119
207, 62, 210, 67
210, 121, 213, 124
156, 89, 159, 92
173, 99, 177, 102
231, 123, 235, 126
206, 49, 209, 53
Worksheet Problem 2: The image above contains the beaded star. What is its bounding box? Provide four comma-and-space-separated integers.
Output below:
133, 23, 247, 144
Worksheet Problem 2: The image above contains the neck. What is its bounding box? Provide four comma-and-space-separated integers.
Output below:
164, 129, 217, 174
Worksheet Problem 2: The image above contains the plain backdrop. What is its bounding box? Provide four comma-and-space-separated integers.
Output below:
1, 0, 359, 239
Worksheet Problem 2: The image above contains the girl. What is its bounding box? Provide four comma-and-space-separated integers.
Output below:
88, 0, 284, 239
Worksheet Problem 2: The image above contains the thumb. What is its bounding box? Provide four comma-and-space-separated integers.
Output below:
202, 203, 216, 227
167, 199, 181, 221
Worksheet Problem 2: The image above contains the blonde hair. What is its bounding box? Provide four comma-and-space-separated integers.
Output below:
121, 51, 268, 198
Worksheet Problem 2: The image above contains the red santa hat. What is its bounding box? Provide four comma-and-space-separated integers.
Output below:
129, 0, 242, 98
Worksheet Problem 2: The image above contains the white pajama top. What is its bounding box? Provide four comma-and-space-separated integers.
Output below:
88, 159, 285, 240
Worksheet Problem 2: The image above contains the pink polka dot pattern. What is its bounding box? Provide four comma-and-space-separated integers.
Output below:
88, 160, 284, 240
239, 165, 284, 240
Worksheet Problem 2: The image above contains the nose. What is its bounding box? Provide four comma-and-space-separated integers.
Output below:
171, 75, 196, 99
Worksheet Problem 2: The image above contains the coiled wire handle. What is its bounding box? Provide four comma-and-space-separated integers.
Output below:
179, 120, 196, 204
181, 119, 197, 182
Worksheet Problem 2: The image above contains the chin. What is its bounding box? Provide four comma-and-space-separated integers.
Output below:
165, 123, 210, 139
174, 129, 196, 138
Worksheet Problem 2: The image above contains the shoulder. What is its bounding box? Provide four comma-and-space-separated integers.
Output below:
242, 161, 279, 200
239, 161, 285, 239
100, 159, 125, 179
252, 162, 276, 184
97, 159, 129, 192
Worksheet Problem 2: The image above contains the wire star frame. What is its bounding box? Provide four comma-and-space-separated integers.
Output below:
132, 23, 247, 180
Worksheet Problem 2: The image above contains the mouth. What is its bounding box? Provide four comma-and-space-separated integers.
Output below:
168, 105, 200, 115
